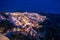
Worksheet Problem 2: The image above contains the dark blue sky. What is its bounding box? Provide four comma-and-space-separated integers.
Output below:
0, 0, 60, 14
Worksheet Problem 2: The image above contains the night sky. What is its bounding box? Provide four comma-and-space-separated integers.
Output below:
0, 0, 60, 14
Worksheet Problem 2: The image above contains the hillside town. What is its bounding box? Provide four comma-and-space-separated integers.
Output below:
0, 12, 47, 40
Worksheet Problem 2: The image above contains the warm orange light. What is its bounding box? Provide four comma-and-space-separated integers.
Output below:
4, 12, 47, 36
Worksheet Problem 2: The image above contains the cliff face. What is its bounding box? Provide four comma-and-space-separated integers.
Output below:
0, 34, 10, 40
41, 13, 60, 40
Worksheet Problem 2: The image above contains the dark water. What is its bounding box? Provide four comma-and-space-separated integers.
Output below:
0, 0, 60, 14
